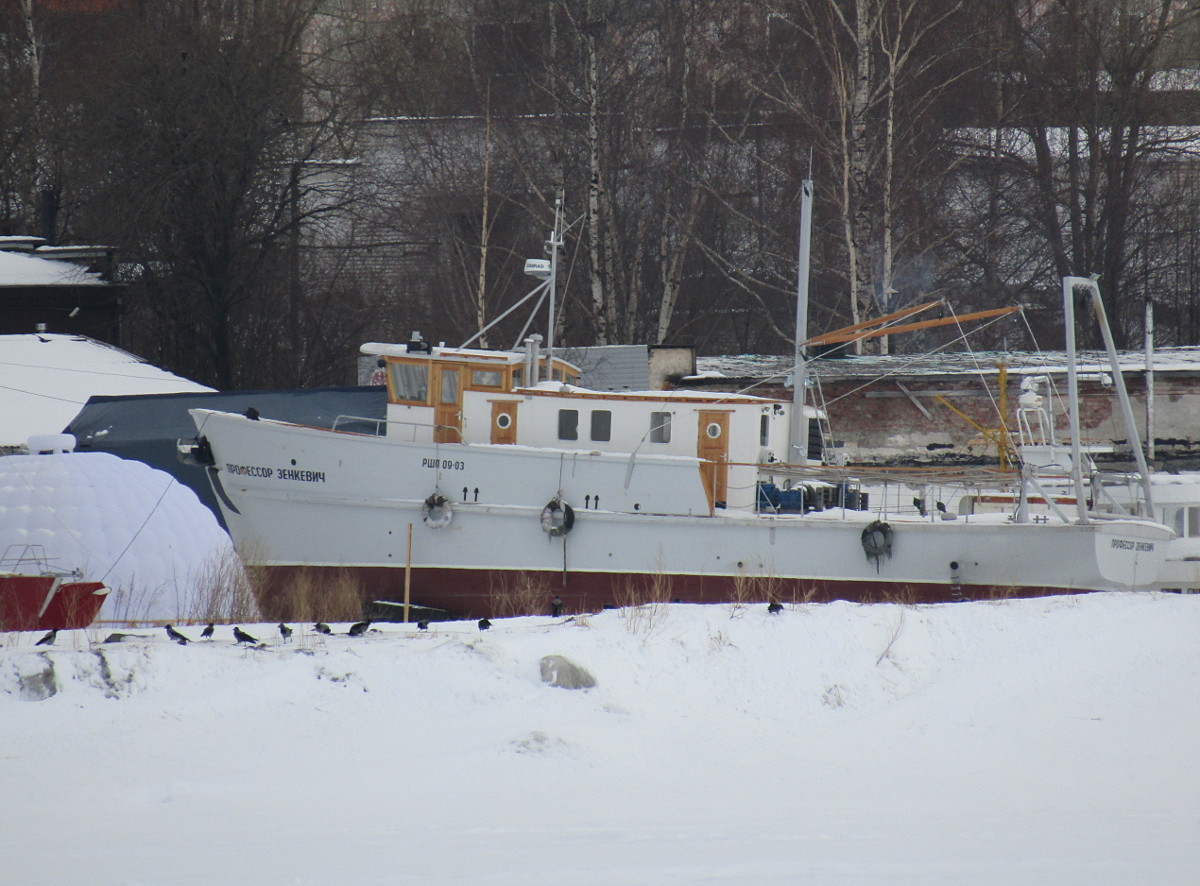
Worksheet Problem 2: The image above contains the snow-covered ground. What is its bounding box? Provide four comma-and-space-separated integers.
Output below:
3, 593, 1197, 885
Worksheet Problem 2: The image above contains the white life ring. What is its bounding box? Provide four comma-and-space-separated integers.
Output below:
423, 493, 453, 529
540, 499, 575, 537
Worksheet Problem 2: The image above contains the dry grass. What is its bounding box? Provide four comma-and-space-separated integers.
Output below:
269, 567, 364, 623
876, 610, 906, 666
488, 571, 554, 617
877, 583, 921, 607
101, 576, 171, 627
614, 568, 673, 635
188, 545, 260, 624
728, 570, 787, 618
981, 584, 1020, 601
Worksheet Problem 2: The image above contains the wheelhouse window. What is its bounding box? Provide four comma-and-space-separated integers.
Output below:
471, 368, 503, 388
591, 410, 612, 442
760, 415, 769, 446
558, 409, 579, 440
650, 412, 671, 443
389, 362, 429, 403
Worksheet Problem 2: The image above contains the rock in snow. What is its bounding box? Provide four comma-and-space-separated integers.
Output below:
540, 654, 597, 689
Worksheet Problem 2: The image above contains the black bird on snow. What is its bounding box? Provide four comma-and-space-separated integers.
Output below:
233, 626, 258, 644
35, 628, 57, 646
348, 620, 370, 637
278, 623, 293, 642
201, 623, 215, 639
913, 497, 927, 517
477, 618, 492, 631
936, 500, 948, 514
416, 620, 429, 631
165, 624, 191, 644
313, 622, 332, 635
767, 601, 784, 614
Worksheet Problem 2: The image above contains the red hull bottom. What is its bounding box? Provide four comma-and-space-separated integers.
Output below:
0, 576, 109, 632
250, 564, 1077, 622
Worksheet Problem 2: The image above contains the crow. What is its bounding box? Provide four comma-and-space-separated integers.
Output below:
165, 624, 191, 645
913, 497, 927, 517
767, 601, 784, 614
478, 618, 492, 631
416, 620, 429, 631
200, 623, 215, 639
936, 500, 948, 514
278, 623, 293, 642
348, 620, 370, 637
35, 628, 57, 646
313, 622, 332, 635
233, 626, 257, 644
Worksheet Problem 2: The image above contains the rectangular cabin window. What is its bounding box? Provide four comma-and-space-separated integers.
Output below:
512, 366, 524, 387
650, 412, 671, 443
440, 369, 459, 404
471, 368, 503, 388
591, 410, 612, 442
760, 414, 769, 446
558, 409, 579, 440
389, 363, 429, 403
1190, 507, 1200, 537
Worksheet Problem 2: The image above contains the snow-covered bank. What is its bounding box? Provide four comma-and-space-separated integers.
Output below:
3, 593, 1197, 885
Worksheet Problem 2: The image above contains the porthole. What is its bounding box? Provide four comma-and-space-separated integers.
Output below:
706, 422, 722, 439
496, 412, 512, 430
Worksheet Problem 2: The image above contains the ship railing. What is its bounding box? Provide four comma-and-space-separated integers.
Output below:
751, 461, 1027, 519
330, 414, 463, 442
0, 543, 80, 578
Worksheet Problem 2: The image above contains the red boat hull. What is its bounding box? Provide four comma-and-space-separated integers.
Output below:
0, 575, 109, 631
249, 563, 1075, 622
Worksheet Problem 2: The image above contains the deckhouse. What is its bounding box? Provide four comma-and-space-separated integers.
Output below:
362, 334, 799, 512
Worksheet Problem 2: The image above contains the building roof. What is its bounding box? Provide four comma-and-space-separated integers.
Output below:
0, 248, 106, 287
694, 347, 1200, 385
559, 345, 651, 392
0, 333, 214, 450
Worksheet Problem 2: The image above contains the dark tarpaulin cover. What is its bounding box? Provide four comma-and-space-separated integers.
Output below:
64, 387, 387, 530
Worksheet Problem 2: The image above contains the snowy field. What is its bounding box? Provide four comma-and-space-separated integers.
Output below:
2, 592, 1197, 886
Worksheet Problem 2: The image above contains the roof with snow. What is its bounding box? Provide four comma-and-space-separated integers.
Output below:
0, 248, 106, 287
0, 333, 213, 449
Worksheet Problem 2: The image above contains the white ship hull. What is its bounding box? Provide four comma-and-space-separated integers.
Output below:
191, 409, 1171, 619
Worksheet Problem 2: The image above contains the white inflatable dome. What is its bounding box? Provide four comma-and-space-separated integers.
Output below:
0, 451, 240, 622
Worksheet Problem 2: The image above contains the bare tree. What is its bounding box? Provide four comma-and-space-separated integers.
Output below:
85, 1, 362, 388
952, 0, 1200, 347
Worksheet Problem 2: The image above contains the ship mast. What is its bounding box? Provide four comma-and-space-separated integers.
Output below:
789, 178, 814, 464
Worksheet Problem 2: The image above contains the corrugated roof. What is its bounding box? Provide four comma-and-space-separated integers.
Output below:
560, 345, 651, 391
695, 347, 1200, 383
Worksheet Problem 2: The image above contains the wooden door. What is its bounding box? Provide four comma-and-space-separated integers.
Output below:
490, 401, 518, 445
697, 411, 731, 509
433, 366, 462, 443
